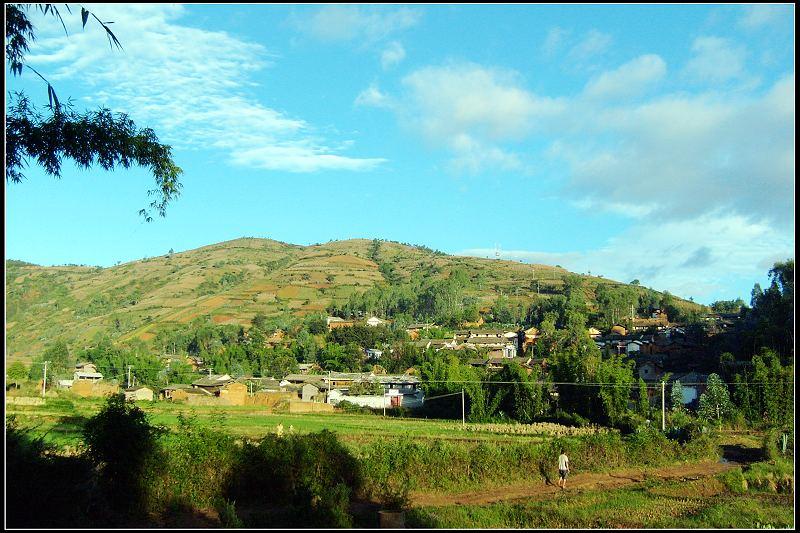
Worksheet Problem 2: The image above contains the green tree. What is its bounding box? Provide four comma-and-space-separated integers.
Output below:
670, 380, 685, 412
7, 361, 28, 384
6, 4, 182, 221
488, 362, 551, 423
637, 378, 650, 417
698, 373, 734, 425
595, 352, 636, 426
29, 340, 72, 382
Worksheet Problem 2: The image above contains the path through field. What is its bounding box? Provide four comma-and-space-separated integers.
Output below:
410, 459, 740, 508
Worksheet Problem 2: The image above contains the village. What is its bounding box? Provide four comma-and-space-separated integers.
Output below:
51, 309, 721, 413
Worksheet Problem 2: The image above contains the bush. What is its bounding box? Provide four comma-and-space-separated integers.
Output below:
149, 414, 238, 511
550, 410, 591, 427
717, 467, 748, 494
214, 498, 244, 528
762, 427, 793, 460
82, 394, 164, 516
742, 459, 794, 494
226, 430, 362, 527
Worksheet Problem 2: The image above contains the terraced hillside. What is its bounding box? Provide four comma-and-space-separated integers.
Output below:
5, 237, 703, 363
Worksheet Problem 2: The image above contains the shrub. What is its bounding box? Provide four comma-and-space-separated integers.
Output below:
82, 393, 164, 516
226, 430, 362, 527
379, 478, 411, 511
214, 498, 244, 528
150, 414, 238, 511
742, 459, 794, 494
762, 427, 794, 460
717, 467, 748, 494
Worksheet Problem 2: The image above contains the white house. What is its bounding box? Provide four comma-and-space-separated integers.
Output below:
365, 348, 383, 360
326, 373, 424, 409
365, 316, 386, 327
638, 361, 664, 382
74, 362, 103, 382
626, 341, 644, 355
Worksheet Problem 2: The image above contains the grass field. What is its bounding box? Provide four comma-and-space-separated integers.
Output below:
5, 395, 561, 449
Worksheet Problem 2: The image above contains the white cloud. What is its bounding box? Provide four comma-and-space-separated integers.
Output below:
381, 41, 406, 69
739, 5, 793, 30
684, 36, 746, 83
584, 54, 666, 100
24, 4, 384, 173
355, 84, 394, 109
541, 26, 569, 56
459, 212, 794, 303
292, 5, 420, 44
568, 30, 613, 63
394, 63, 565, 172
561, 75, 795, 227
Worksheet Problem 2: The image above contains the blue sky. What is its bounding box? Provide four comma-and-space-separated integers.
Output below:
5, 4, 795, 304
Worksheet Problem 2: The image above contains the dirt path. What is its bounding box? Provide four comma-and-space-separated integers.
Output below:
410, 460, 738, 508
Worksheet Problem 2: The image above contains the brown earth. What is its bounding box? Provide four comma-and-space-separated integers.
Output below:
409, 460, 739, 508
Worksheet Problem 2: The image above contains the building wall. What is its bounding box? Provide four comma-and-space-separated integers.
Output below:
125, 388, 154, 401
219, 383, 248, 406
71, 380, 119, 398
288, 401, 335, 413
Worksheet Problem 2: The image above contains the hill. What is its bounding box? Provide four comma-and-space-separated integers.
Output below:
5, 237, 704, 363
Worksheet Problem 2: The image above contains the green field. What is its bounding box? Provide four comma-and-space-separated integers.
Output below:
5, 395, 559, 449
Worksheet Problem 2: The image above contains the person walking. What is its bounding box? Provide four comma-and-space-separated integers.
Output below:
558, 449, 570, 489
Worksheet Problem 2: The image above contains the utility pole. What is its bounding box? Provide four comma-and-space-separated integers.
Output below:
461, 388, 465, 426
41, 361, 49, 397
127, 365, 133, 389
661, 381, 666, 432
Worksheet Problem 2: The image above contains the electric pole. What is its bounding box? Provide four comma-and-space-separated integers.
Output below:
127, 365, 133, 389
41, 361, 49, 397
461, 388, 465, 426
661, 381, 666, 432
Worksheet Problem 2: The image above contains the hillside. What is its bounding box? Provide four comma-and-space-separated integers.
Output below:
5, 237, 704, 363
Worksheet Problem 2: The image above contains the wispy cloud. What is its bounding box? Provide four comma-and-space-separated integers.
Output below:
562, 74, 795, 228
25, 4, 385, 173
381, 41, 406, 69
584, 54, 666, 100
738, 5, 793, 30
290, 5, 421, 44
355, 84, 394, 109
568, 29, 613, 65
541, 26, 569, 56
684, 36, 747, 84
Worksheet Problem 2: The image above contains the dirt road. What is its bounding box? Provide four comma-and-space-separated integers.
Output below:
409, 460, 739, 508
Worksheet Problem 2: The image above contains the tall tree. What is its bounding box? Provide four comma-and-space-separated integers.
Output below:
670, 380, 685, 412
698, 373, 734, 425
5, 4, 182, 221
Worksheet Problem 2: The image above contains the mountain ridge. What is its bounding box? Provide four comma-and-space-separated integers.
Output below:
5, 237, 703, 363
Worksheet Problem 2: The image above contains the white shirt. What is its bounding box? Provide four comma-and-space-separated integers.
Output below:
558, 454, 569, 470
